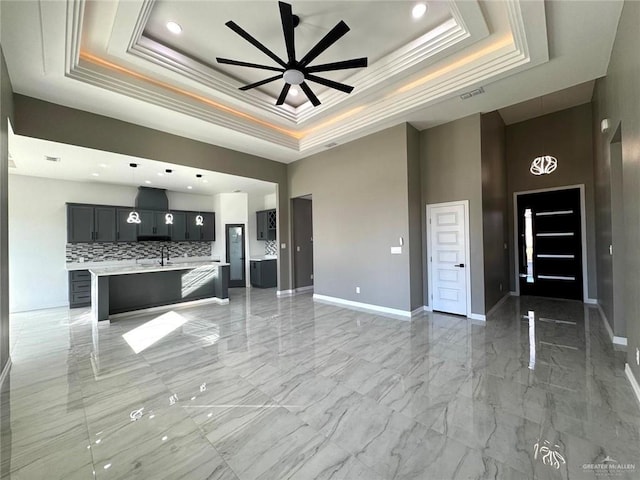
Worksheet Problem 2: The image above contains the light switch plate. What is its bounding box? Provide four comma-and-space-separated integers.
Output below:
281, 243, 286, 249
391, 246, 402, 254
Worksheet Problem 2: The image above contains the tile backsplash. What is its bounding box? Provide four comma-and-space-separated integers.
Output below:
66, 241, 212, 263
265, 240, 277, 256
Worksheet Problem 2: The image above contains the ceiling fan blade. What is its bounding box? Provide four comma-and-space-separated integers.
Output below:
299, 21, 350, 67
239, 74, 283, 91
300, 82, 321, 106
279, 2, 296, 63
306, 74, 354, 94
276, 83, 291, 105
225, 21, 287, 68
306, 57, 368, 73
216, 58, 284, 72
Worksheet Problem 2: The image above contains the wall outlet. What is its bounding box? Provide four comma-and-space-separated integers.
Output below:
281, 243, 286, 249
310, 274, 314, 280
609, 244, 613, 256
391, 246, 402, 254
356, 286, 360, 294
79, 257, 85, 263
636, 347, 639, 366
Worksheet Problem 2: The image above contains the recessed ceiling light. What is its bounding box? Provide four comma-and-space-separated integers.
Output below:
144, 180, 152, 184
187, 186, 193, 190
290, 87, 299, 96
166, 21, 182, 34
196, 174, 203, 178
202, 179, 208, 184
412, 3, 427, 19
99, 163, 108, 168
157, 172, 164, 177
91, 172, 100, 177
129, 163, 138, 168
165, 169, 173, 174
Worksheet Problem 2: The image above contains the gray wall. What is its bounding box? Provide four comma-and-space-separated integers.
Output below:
505, 103, 596, 300
406, 124, 423, 311
292, 197, 313, 289
592, 0, 640, 383
481, 112, 509, 312
12, 95, 292, 291
421, 114, 485, 315
0, 45, 14, 372
288, 124, 418, 312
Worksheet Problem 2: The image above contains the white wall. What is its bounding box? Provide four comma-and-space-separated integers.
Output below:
8, 175, 215, 312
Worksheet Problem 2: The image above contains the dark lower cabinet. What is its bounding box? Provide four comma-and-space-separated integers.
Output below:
250, 259, 277, 288
69, 270, 91, 308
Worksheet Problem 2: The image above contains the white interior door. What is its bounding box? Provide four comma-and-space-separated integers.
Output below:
429, 203, 468, 315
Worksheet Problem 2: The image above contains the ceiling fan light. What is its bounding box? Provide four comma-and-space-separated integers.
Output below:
412, 3, 428, 19
283, 69, 305, 85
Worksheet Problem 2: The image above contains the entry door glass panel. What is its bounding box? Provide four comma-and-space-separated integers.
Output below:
517, 188, 583, 300
226, 224, 245, 288
430, 203, 467, 315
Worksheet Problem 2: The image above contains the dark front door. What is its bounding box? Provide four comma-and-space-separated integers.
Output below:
517, 188, 583, 300
225, 224, 246, 288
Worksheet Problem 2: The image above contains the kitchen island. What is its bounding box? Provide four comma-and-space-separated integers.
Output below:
89, 261, 229, 322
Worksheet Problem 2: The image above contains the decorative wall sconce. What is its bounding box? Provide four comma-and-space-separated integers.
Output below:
530, 155, 557, 175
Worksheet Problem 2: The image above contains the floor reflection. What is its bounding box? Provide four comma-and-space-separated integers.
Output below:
2, 291, 639, 479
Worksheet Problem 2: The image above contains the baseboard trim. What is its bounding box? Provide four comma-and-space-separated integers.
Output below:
469, 313, 486, 322
109, 297, 228, 320
596, 303, 628, 348
295, 286, 314, 294
485, 293, 510, 319
423, 305, 433, 312
584, 297, 598, 305
0, 357, 12, 387
625, 364, 640, 409
509, 291, 518, 296
276, 289, 295, 297
313, 294, 411, 320
410, 306, 424, 317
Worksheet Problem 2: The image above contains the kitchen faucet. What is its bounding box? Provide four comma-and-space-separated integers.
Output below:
159, 244, 170, 266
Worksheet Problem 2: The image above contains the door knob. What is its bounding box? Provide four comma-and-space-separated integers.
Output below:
454, 263, 465, 268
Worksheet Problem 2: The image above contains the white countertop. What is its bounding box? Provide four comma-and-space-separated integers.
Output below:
67, 256, 219, 271
249, 256, 278, 262
88, 260, 228, 277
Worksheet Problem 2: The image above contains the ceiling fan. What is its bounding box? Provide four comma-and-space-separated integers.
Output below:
216, 1, 368, 107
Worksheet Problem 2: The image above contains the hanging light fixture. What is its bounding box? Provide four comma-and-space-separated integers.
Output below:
529, 95, 558, 176
127, 163, 142, 224
195, 215, 204, 226
165, 213, 174, 225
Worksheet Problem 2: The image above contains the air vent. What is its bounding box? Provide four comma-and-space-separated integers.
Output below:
460, 87, 485, 100
325, 142, 338, 148
44, 155, 61, 163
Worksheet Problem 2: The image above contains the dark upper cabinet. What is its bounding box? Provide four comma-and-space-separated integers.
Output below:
256, 209, 276, 241
137, 210, 171, 238
186, 212, 201, 241
137, 210, 156, 237
170, 211, 187, 241
94, 207, 116, 242
200, 212, 215, 241
67, 205, 95, 242
67, 204, 116, 243
116, 208, 138, 242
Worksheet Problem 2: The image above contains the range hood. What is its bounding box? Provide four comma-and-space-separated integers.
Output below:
136, 186, 169, 211
135, 187, 171, 242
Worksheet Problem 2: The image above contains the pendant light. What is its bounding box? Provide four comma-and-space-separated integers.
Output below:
127, 163, 142, 224
195, 215, 204, 226
530, 95, 558, 176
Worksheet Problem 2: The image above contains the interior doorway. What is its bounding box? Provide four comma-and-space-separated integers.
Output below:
292, 196, 314, 292
426, 200, 471, 316
225, 224, 246, 288
515, 186, 585, 300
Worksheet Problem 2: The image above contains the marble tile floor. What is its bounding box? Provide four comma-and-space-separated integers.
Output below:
2, 290, 639, 479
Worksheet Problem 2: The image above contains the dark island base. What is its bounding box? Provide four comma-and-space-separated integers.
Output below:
94, 265, 229, 321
